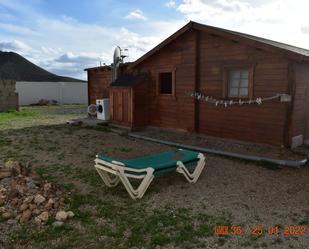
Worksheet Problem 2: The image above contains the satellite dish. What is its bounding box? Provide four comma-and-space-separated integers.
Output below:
112, 46, 129, 81
112, 46, 122, 81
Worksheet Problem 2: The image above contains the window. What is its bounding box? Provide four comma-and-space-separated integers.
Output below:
159, 72, 173, 94
228, 69, 249, 97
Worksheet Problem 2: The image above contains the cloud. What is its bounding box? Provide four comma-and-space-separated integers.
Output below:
124, 9, 147, 20
0, 22, 40, 36
0, 40, 32, 53
301, 26, 309, 34
4, 0, 309, 81
172, 0, 309, 49
165, 0, 177, 8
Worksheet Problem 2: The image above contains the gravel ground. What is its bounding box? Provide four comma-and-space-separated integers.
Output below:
134, 128, 309, 161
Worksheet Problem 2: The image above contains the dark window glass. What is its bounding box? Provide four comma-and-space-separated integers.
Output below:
228, 69, 249, 97
159, 72, 173, 94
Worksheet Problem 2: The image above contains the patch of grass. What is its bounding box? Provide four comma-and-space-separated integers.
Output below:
46, 146, 58, 152
0, 109, 38, 121
298, 218, 309, 225
5, 193, 225, 249
273, 238, 283, 244
241, 240, 253, 247
217, 237, 226, 246
255, 160, 281, 170
0, 137, 12, 146
84, 125, 112, 132
117, 147, 133, 153
222, 155, 282, 170
57, 152, 65, 160
261, 242, 268, 247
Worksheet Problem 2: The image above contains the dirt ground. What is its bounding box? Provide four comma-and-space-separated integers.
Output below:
134, 128, 309, 161
0, 105, 308, 249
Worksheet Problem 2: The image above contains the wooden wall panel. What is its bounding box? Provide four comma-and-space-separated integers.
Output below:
87, 67, 112, 105
292, 62, 309, 141
135, 29, 291, 145
197, 32, 289, 145
136, 30, 197, 132
133, 81, 148, 127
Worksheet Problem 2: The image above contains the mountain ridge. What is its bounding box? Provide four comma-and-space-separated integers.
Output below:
0, 51, 85, 82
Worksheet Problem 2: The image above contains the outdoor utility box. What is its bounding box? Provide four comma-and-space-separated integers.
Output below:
0, 80, 19, 112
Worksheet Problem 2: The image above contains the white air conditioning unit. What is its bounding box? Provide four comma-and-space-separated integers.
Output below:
96, 99, 110, 121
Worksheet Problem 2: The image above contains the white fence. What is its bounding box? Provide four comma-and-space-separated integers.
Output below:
16, 81, 88, 106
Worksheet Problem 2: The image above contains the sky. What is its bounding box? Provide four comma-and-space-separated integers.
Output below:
1, 0, 309, 80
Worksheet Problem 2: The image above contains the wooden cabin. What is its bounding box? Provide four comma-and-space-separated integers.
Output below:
85, 21, 309, 148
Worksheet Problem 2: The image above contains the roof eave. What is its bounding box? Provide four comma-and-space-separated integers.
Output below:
129, 21, 309, 68
191, 22, 308, 62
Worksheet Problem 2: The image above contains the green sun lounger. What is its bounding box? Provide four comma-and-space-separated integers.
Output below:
94, 149, 206, 199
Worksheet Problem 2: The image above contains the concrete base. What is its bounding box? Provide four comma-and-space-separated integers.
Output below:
291, 135, 304, 149
70, 117, 109, 127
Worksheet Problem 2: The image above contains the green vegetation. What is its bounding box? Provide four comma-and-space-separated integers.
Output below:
1, 105, 305, 248
0, 105, 86, 130
11, 192, 231, 249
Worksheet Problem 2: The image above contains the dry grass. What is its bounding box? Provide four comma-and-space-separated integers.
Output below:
0, 105, 308, 249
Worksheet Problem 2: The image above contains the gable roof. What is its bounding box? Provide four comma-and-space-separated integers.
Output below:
132, 21, 309, 67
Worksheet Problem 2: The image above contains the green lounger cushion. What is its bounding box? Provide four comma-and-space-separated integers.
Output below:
97, 149, 200, 175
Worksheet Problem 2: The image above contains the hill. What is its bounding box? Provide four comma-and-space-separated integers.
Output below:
0, 51, 85, 82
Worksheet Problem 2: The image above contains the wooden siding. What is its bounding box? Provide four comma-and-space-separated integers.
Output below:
135, 30, 290, 145
87, 67, 112, 105
136, 30, 197, 132
198, 32, 290, 145
292, 62, 309, 141
132, 82, 148, 127
87, 25, 309, 146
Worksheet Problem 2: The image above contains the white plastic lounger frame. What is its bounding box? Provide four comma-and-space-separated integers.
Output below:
94, 152, 206, 199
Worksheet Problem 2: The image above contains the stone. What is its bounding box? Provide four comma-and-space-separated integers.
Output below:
34, 217, 42, 225
66, 211, 74, 219
11, 198, 19, 206
7, 219, 17, 225
24, 196, 34, 204
4, 160, 21, 175
29, 204, 36, 211
55, 211, 68, 221
43, 183, 52, 192
52, 221, 64, 227
0, 169, 11, 179
0, 196, 6, 206
26, 181, 36, 189
0, 207, 5, 213
2, 212, 12, 219
37, 211, 49, 223
19, 203, 28, 212
31, 176, 42, 186
45, 198, 54, 210
19, 210, 32, 223
14, 185, 25, 196
47, 198, 54, 205
34, 194, 46, 205
33, 209, 41, 215
0, 186, 7, 193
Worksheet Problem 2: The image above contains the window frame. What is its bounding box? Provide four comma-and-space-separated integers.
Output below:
223, 65, 254, 99
156, 68, 176, 97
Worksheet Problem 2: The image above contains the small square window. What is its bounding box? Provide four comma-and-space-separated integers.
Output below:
159, 72, 173, 94
228, 69, 249, 97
